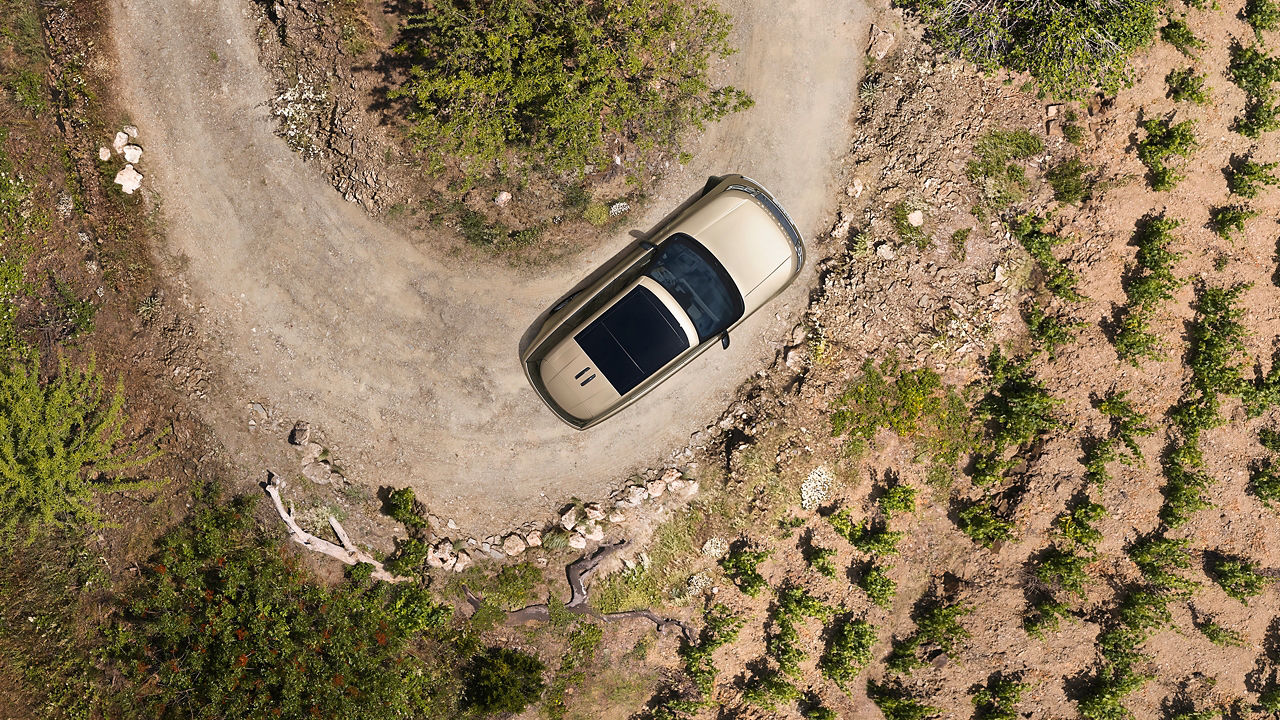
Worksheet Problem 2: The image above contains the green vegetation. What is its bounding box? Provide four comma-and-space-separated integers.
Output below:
719, 542, 771, 597
1129, 536, 1196, 593
386, 486, 427, 528
1136, 117, 1198, 191
1261, 427, 1280, 452
1024, 597, 1072, 638
1056, 501, 1107, 549
860, 562, 897, 608
1250, 459, 1280, 506
1077, 587, 1174, 720
1245, 0, 1280, 38
885, 598, 972, 672
867, 680, 941, 720
972, 348, 1063, 486
1236, 95, 1280, 137
1046, 156, 1095, 204
389, 0, 751, 177
957, 500, 1015, 547
965, 129, 1043, 208
1195, 618, 1247, 648
1114, 214, 1184, 364
116, 496, 457, 719
1010, 214, 1083, 301
892, 201, 929, 248
819, 617, 877, 689
829, 510, 904, 556
805, 543, 838, 579
880, 483, 918, 519
1024, 302, 1086, 357
742, 670, 801, 710
766, 586, 835, 676
972, 674, 1028, 720
1228, 157, 1279, 198
829, 358, 977, 484
1160, 17, 1205, 56
895, 0, 1159, 97
1166, 67, 1210, 104
385, 537, 431, 575
679, 604, 744, 699
1228, 44, 1280, 138
1208, 555, 1270, 602
465, 647, 547, 714
1208, 205, 1258, 241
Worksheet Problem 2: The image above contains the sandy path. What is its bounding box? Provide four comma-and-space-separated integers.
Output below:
109, 0, 868, 531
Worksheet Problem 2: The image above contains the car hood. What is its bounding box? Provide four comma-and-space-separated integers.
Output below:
670, 190, 796, 304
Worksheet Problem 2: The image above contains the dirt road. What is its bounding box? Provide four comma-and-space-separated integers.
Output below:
108, 0, 868, 532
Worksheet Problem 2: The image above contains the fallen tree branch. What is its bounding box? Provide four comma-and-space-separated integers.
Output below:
262, 473, 409, 583
464, 541, 694, 643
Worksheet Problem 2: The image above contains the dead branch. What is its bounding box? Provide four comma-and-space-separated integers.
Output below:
262, 473, 409, 583
463, 541, 694, 643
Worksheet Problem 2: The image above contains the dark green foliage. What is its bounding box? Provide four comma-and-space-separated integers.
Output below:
48, 276, 96, 341
1137, 117, 1198, 191
1078, 663, 1152, 720
1208, 205, 1258, 241
1261, 427, 1280, 453
1115, 214, 1184, 364
802, 703, 839, 720
1024, 597, 1072, 637
1166, 67, 1210, 104
1010, 213, 1082, 300
1184, 283, 1251, 415
894, 0, 1159, 98
1046, 156, 1095, 203
1250, 459, 1280, 507
1227, 44, 1280, 96
880, 483, 918, 519
972, 674, 1029, 720
958, 501, 1015, 547
678, 604, 744, 697
0, 353, 160, 539
805, 543, 838, 579
1228, 158, 1279, 198
1129, 536, 1198, 593
464, 647, 546, 714
1055, 501, 1107, 549
766, 586, 835, 676
1208, 555, 1270, 602
719, 543, 771, 597
1196, 618, 1247, 647
385, 537, 431, 575
1100, 391, 1155, 462
966, 129, 1043, 208
116, 497, 455, 720
1084, 437, 1121, 486
867, 680, 941, 720
389, 0, 751, 177
386, 486, 427, 528
5, 67, 45, 114
829, 511, 904, 556
1160, 446, 1216, 528
972, 347, 1063, 485
1245, 0, 1280, 38
1062, 109, 1087, 145
1236, 95, 1280, 138
543, 623, 602, 720
1249, 348, 1280, 417
1036, 547, 1093, 598
742, 670, 801, 710
819, 617, 877, 689
860, 562, 898, 608
1160, 17, 1205, 56
885, 599, 972, 673
1024, 303, 1086, 357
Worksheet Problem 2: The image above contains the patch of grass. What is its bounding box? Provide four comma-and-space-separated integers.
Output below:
860, 562, 897, 608
1208, 555, 1270, 603
1166, 67, 1210, 104
591, 503, 701, 612
819, 616, 877, 689
583, 202, 610, 226
543, 622, 603, 720
1010, 214, 1082, 301
1046, 156, 1095, 203
966, 129, 1043, 208
48, 275, 96, 341
6, 67, 46, 115
1208, 204, 1258, 241
1228, 157, 1279, 198
891, 201, 929, 249
972, 674, 1028, 720
719, 541, 771, 597
1160, 17, 1205, 56
1137, 117, 1198, 191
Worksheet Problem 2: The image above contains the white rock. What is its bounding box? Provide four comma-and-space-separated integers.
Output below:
875, 243, 897, 261
502, 534, 527, 556
494, 191, 512, 207
661, 468, 682, 484
303, 442, 324, 464
584, 502, 605, 521
645, 479, 666, 498
907, 210, 925, 227
672, 479, 699, 499
123, 125, 138, 138
623, 485, 648, 506
447, 519, 459, 530
301, 461, 332, 485
850, 179, 865, 198
583, 523, 604, 542
867, 24, 896, 60
114, 165, 143, 194
567, 534, 587, 550
98, 147, 111, 161
426, 551, 444, 569
112, 132, 129, 153
452, 552, 473, 573
122, 144, 143, 164
607, 511, 626, 523
525, 530, 542, 547
560, 507, 579, 531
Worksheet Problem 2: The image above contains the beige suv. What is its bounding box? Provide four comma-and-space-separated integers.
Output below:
521, 175, 804, 429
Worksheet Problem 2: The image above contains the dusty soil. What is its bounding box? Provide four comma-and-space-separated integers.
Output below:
105, 0, 870, 538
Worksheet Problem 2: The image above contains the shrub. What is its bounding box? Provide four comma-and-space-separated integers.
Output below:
966, 129, 1043, 208
1250, 459, 1280, 506
1024, 598, 1072, 638
116, 497, 455, 719
583, 202, 610, 227
1035, 547, 1092, 598
958, 501, 1014, 547
1100, 391, 1155, 462
880, 483, 918, 519
1208, 205, 1258, 240
1228, 158, 1279, 198
1166, 67, 1210, 104
867, 680, 941, 720
1046, 156, 1094, 204
1227, 44, 1280, 96
767, 586, 835, 676
1024, 302, 1085, 357
719, 542, 771, 597
972, 347, 1063, 484
1261, 427, 1280, 453
860, 562, 897, 608
805, 544, 838, 579
1160, 17, 1205, 56
385, 537, 431, 575
387, 486, 427, 528
887, 599, 972, 672
0, 353, 161, 539
1160, 448, 1216, 528
1055, 501, 1106, 549
1235, 95, 1280, 138
895, 0, 1159, 98
389, 0, 751, 177
679, 603, 744, 697
1137, 117, 1198, 191
1208, 555, 1270, 602
742, 670, 800, 710
1114, 214, 1184, 363
1245, 0, 1280, 37
819, 618, 877, 688
1196, 618, 1247, 647
1010, 213, 1082, 301
464, 646, 547, 714
972, 674, 1028, 720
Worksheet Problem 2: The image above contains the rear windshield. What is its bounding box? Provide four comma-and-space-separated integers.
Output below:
575, 286, 690, 395
645, 234, 743, 341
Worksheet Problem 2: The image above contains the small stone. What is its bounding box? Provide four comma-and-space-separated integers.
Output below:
867, 24, 895, 60
123, 125, 138, 138
452, 552, 473, 573
301, 461, 333, 485
502, 534, 527, 556
1046, 104, 1062, 118
784, 345, 805, 369
645, 479, 666, 498
907, 210, 924, 227
673, 479, 699, 498
583, 523, 604, 542
850, 178, 865, 198
623, 485, 648, 506
525, 530, 542, 547
1046, 119, 1061, 136
303, 442, 324, 464
114, 165, 143, 194
560, 507, 579, 531
288, 421, 311, 445
875, 243, 897, 261
494, 191, 512, 207
112, 132, 129, 152
584, 502, 606, 522
427, 515, 444, 534
98, 147, 111, 161
667, 478, 688, 494
122, 144, 143, 164
661, 468, 682, 484
567, 534, 587, 550
447, 519, 459, 530
607, 511, 625, 523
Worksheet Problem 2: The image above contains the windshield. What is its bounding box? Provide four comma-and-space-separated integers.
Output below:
645, 234, 744, 341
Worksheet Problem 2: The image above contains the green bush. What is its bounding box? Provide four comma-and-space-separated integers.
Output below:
805, 543, 838, 579
831, 514, 904, 556
1055, 501, 1107, 549
1024, 302, 1086, 357
819, 617, 876, 689
1010, 213, 1082, 301
116, 497, 455, 719
895, 0, 1159, 97
1024, 597, 1072, 638
385, 537, 431, 575
678, 603, 743, 697
742, 670, 800, 710
860, 562, 897, 608
1250, 459, 1280, 506
1114, 214, 1184, 364
1235, 95, 1280, 138
583, 202, 610, 227
1035, 547, 1092, 598
1196, 618, 1247, 647
1261, 427, 1280, 452
386, 486, 427, 528
880, 483, 918, 519
1166, 67, 1210, 104
389, 0, 751, 177
1137, 117, 1198, 191
1100, 391, 1155, 462
886, 599, 972, 672
719, 542, 771, 597
1046, 156, 1095, 204
1208, 555, 1270, 602
1160, 17, 1205, 56
965, 129, 1043, 208
1228, 158, 1279, 198
958, 501, 1014, 547
1227, 44, 1280, 96
972, 674, 1028, 720
972, 347, 1063, 484
766, 586, 835, 676
0, 353, 160, 539
867, 680, 941, 720
1208, 204, 1258, 240
464, 646, 546, 714
1245, 0, 1280, 37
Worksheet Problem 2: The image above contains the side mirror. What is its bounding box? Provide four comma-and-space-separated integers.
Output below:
640, 241, 657, 252
720, 332, 730, 349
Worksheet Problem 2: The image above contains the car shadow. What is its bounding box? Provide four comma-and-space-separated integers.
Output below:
516, 176, 722, 357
